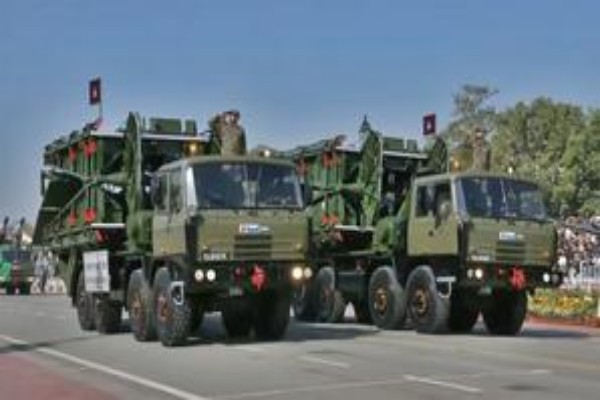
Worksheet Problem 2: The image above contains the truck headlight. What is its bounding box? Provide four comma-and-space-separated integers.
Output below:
303, 267, 313, 279
291, 267, 303, 280
206, 269, 217, 282
194, 269, 205, 282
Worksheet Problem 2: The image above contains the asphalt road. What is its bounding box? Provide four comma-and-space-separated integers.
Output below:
1, 295, 599, 400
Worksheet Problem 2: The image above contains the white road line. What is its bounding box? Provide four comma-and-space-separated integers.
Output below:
299, 355, 350, 369
403, 374, 482, 394
0, 334, 211, 400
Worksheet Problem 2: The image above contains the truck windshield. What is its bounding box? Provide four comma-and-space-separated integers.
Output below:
191, 162, 303, 209
457, 177, 547, 220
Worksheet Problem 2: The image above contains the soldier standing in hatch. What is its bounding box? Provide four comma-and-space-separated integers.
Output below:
209, 110, 247, 155
471, 128, 491, 171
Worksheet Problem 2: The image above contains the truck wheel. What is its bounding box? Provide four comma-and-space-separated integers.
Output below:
406, 266, 449, 334
368, 266, 406, 329
189, 301, 205, 335
254, 290, 291, 341
222, 299, 253, 338
95, 297, 122, 334
448, 290, 479, 333
292, 282, 317, 321
127, 270, 156, 341
483, 290, 527, 336
153, 267, 191, 347
76, 271, 96, 331
353, 299, 372, 324
315, 267, 346, 323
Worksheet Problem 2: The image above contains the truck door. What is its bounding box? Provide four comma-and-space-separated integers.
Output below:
152, 172, 170, 256
408, 180, 458, 257
166, 168, 187, 256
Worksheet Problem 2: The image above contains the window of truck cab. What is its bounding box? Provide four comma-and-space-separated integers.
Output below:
414, 180, 452, 218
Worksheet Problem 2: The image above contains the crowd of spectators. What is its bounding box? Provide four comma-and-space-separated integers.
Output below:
557, 216, 600, 287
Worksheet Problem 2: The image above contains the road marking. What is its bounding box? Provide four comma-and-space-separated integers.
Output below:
299, 355, 350, 369
0, 334, 211, 400
403, 374, 482, 394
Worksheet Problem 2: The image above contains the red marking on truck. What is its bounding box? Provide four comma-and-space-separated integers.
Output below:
251, 265, 267, 291
510, 267, 526, 290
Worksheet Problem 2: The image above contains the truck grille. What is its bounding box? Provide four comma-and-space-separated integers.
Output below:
234, 234, 272, 260
495, 241, 525, 264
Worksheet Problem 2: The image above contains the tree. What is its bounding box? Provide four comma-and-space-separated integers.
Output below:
491, 98, 599, 216
443, 84, 498, 145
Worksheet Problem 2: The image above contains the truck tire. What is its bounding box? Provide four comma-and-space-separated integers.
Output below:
254, 290, 291, 341
222, 299, 253, 338
448, 290, 479, 333
189, 301, 205, 335
483, 289, 527, 336
127, 270, 157, 341
153, 267, 191, 347
406, 266, 449, 334
368, 266, 406, 329
353, 299, 372, 324
314, 267, 346, 323
95, 297, 122, 334
292, 282, 317, 321
76, 271, 96, 331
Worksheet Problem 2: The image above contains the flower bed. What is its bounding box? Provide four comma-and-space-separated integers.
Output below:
529, 289, 600, 327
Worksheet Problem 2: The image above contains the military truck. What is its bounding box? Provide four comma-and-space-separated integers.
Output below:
287, 119, 560, 335
33, 111, 311, 346
0, 218, 35, 295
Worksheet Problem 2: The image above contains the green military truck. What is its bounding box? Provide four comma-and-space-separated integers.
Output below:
287, 119, 560, 335
33, 112, 310, 346
0, 244, 34, 295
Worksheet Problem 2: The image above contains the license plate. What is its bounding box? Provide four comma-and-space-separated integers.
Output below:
83, 250, 110, 293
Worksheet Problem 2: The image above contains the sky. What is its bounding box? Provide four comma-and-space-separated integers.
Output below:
0, 0, 598, 221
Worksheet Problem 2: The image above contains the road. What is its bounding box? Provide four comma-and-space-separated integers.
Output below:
1, 295, 599, 400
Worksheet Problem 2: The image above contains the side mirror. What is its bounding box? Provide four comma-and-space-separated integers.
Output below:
301, 184, 313, 207
150, 175, 161, 208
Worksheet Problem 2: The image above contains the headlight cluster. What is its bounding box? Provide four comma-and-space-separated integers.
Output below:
291, 266, 313, 281
194, 268, 217, 282
466, 268, 485, 280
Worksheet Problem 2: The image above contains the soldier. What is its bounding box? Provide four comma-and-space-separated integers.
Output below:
208, 110, 247, 155
471, 128, 491, 171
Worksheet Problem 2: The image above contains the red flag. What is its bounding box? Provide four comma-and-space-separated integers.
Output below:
89, 78, 101, 105
423, 113, 436, 136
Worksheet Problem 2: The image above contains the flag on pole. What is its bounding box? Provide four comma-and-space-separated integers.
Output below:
423, 113, 436, 136
89, 78, 102, 105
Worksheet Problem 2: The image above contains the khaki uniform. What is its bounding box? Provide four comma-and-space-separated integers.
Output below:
471, 134, 491, 171
209, 112, 246, 156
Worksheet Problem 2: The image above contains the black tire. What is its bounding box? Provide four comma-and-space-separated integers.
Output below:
368, 266, 406, 329
353, 299, 372, 324
314, 267, 346, 323
95, 296, 122, 334
292, 283, 317, 322
406, 266, 449, 334
448, 290, 479, 333
483, 290, 527, 336
153, 267, 191, 347
222, 299, 253, 338
254, 290, 291, 341
127, 269, 157, 341
189, 301, 205, 335
76, 271, 96, 331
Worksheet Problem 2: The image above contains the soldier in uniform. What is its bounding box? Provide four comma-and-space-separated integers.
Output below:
471, 128, 491, 171
208, 110, 247, 155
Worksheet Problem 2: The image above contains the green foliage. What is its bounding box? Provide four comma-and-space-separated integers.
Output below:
491, 98, 600, 216
529, 289, 598, 319
443, 84, 498, 145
